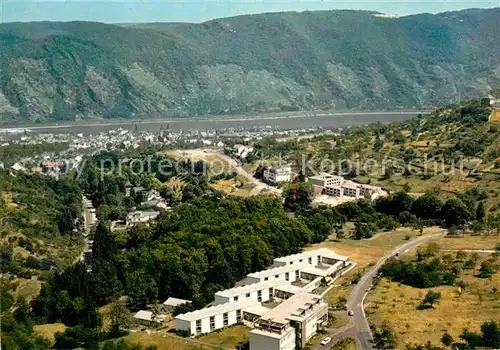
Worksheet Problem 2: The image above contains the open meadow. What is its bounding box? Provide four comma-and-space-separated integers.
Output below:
365, 239, 500, 348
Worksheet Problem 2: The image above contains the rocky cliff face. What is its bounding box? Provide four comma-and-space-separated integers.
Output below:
1, 8, 499, 123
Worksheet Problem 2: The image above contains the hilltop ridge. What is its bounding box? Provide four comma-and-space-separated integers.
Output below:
1, 8, 499, 123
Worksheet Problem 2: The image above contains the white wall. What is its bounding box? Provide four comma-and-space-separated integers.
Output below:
215, 287, 274, 305
247, 269, 301, 284
303, 303, 328, 342
177, 309, 240, 336
249, 327, 295, 350
214, 295, 229, 305
175, 318, 194, 335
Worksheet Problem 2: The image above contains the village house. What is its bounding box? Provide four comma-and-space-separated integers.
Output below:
133, 310, 166, 327
262, 164, 292, 184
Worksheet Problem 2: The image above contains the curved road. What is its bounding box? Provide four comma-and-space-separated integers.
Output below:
317, 231, 444, 349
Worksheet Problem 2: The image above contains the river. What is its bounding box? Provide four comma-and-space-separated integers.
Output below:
4, 111, 421, 136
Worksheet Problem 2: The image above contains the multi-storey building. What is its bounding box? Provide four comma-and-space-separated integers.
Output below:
249, 292, 328, 350
176, 298, 258, 336
214, 279, 289, 305
263, 164, 292, 184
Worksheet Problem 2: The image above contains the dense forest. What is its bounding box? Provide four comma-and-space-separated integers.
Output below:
1, 95, 500, 347
0, 171, 83, 277
1, 8, 500, 122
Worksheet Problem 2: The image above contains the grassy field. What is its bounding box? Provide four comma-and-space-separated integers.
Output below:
210, 178, 255, 197
123, 325, 248, 350
431, 234, 500, 251
331, 337, 358, 350
164, 149, 259, 196
34, 323, 66, 344
490, 108, 500, 122
365, 253, 500, 348
308, 227, 442, 267
198, 325, 248, 347
11, 278, 42, 302
309, 227, 442, 307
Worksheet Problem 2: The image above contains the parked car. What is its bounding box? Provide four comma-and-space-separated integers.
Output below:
320, 337, 332, 346
348, 310, 354, 316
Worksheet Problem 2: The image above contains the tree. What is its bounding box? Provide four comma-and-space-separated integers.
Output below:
442, 198, 471, 228
373, 135, 383, 152
441, 332, 454, 347
283, 181, 313, 212
336, 228, 345, 240
421, 290, 441, 308
480, 320, 500, 348
411, 193, 443, 220
374, 321, 398, 349
126, 270, 158, 310
150, 301, 161, 326
476, 202, 486, 221
471, 220, 485, 234
456, 250, 467, 261
478, 260, 497, 278
108, 299, 132, 336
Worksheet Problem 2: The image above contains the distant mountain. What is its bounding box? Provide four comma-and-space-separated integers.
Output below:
1, 8, 499, 123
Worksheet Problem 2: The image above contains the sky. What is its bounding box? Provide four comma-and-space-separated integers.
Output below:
1, 0, 498, 23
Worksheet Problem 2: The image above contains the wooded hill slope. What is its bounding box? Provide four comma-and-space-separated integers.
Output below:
1, 8, 499, 123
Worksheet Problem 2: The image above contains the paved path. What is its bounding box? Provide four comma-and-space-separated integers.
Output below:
215, 152, 282, 196
442, 249, 496, 253
314, 232, 445, 349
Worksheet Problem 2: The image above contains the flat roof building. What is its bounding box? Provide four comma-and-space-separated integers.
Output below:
176, 298, 258, 336
308, 174, 344, 188
214, 279, 288, 305
250, 292, 328, 350
163, 297, 192, 311
133, 310, 166, 327
245, 262, 311, 285
273, 248, 349, 267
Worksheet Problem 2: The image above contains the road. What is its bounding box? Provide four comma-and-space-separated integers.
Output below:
75, 196, 95, 264
213, 152, 282, 196
314, 231, 445, 349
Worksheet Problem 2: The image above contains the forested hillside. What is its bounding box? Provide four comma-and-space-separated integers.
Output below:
1, 8, 500, 123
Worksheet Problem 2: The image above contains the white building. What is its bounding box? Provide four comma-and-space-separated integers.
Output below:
175, 248, 350, 341
133, 310, 166, 327
307, 174, 344, 188
263, 164, 292, 184
214, 279, 288, 305
273, 248, 349, 268
249, 324, 296, 350
300, 261, 345, 281
249, 292, 328, 350
163, 297, 192, 311
126, 211, 160, 226
176, 298, 258, 336
245, 262, 311, 285
308, 173, 383, 200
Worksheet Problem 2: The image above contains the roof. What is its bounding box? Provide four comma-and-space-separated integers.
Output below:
176, 298, 258, 322
215, 279, 289, 298
318, 249, 349, 262
249, 327, 291, 339
274, 283, 305, 295
308, 173, 343, 181
301, 266, 329, 277
247, 262, 311, 279
258, 292, 323, 324
163, 297, 192, 307
244, 304, 272, 317
274, 248, 348, 264
133, 310, 166, 322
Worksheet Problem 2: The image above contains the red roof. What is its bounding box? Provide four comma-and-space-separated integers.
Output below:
41, 161, 57, 168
